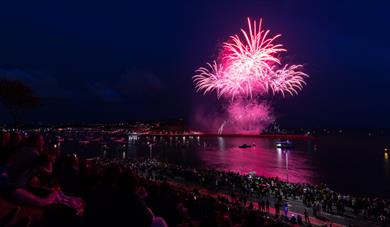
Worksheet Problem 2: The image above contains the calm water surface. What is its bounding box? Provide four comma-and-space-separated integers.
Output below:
53, 133, 390, 197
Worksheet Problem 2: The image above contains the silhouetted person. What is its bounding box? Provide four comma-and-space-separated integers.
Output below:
85, 171, 152, 227
261, 199, 265, 212
0, 131, 10, 164
7, 133, 44, 184
274, 202, 280, 216
297, 215, 303, 225
304, 209, 310, 224
290, 214, 297, 224
283, 202, 288, 217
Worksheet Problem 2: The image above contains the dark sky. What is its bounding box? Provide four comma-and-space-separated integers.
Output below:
0, 1, 389, 128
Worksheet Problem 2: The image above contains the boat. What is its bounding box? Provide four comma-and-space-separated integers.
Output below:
276, 140, 294, 149
79, 140, 90, 145
113, 137, 126, 143
239, 144, 252, 149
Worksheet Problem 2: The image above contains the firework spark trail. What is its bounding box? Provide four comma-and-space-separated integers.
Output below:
218, 121, 227, 135
268, 64, 308, 97
222, 18, 285, 79
193, 18, 308, 99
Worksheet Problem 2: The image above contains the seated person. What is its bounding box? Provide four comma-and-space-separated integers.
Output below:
6, 133, 45, 185
11, 154, 59, 207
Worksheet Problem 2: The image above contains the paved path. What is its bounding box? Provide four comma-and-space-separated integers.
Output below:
167, 181, 337, 226
163, 178, 382, 227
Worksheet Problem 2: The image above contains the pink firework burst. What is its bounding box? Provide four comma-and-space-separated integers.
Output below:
193, 18, 308, 99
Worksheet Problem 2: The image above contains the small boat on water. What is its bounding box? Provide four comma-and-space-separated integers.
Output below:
276, 140, 294, 149
92, 137, 102, 142
113, 137, 126, 143
239, 144, 252, 149
79, 140, 90, 145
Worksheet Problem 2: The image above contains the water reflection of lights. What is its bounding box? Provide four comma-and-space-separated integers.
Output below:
218, 137, 225, 151
276, 148, 289, 182
149, 143, 153, 158
385, 150, 389, 177
276, 148, 282, 162
285, 150, 289, 182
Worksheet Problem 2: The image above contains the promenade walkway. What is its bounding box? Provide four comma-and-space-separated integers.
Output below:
164, 178, 382, 227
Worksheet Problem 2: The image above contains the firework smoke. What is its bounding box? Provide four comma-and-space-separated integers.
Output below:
225, 100, 274, 134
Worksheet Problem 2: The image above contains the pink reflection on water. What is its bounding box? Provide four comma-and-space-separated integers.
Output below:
199, 137, 315, 184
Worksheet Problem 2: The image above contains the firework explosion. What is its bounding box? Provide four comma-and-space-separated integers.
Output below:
193, 18, 308, 134
194, 18, 308, 99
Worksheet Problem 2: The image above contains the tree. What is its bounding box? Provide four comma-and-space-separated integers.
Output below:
0, 79, 41, 126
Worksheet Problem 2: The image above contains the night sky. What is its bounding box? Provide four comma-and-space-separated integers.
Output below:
0, 1, 389, 128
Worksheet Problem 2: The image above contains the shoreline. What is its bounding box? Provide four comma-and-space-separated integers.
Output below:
135, 133, 315, 140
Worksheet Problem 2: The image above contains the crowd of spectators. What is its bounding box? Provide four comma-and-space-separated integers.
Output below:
0, 131, 295, 227
120, 158, 390, 225
0, 131, 388, 227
